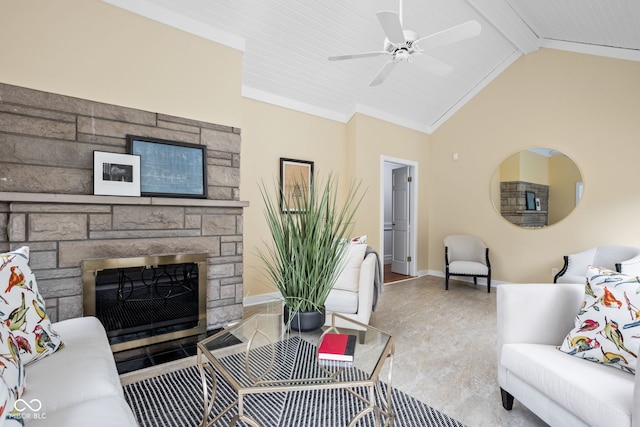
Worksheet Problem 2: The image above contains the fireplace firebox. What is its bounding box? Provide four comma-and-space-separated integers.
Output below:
83, 253, 207, 352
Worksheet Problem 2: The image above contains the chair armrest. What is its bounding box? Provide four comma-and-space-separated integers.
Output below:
553, 256, 569, 283
355, 253, 377, 325
618, 253, 640, 276
497, 283, 584, 386
561, 247, 597, 279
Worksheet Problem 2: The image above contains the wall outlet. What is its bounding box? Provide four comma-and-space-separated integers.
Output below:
551, 268, 559, 277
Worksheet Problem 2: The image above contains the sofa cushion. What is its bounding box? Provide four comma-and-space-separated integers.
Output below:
22, 317, 123, 414
448, 260, 488, 275
0, 247, 64, 365
332, 243, 367, 293
558, 266, 640, 374
502, 343, 634, 427
324, 289, 358, 314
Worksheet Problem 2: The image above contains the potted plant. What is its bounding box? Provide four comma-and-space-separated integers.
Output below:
258, 174, 364, 331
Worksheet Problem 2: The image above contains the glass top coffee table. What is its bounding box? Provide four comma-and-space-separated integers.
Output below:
197, 311, 394, 427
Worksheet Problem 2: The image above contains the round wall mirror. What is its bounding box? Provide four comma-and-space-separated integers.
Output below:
490, 148, 583, 228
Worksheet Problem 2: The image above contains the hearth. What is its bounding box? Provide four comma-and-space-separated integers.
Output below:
83, 253, 207, 352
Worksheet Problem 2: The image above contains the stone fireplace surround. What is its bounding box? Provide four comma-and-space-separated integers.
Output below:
0, 83, 247, 330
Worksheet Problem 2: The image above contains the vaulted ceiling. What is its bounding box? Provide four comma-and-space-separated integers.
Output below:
104, 0, 640, 133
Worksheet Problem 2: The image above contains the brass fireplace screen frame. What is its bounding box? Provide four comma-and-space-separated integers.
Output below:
83, 252, 208, 353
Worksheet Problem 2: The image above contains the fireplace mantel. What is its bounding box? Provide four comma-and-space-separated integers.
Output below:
0, 192, 249, 208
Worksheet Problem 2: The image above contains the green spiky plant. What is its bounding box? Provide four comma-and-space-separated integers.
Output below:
258, 174, 364, 314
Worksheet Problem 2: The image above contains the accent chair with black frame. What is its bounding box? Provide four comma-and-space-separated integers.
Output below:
444, 234, 492, 293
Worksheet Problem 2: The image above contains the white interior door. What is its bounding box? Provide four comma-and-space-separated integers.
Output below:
391, 166, 410, 275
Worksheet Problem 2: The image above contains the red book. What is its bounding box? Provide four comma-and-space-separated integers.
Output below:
317, 333, 357, 362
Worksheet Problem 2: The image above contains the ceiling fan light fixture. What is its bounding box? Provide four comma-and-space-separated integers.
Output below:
328, 2, 481, 86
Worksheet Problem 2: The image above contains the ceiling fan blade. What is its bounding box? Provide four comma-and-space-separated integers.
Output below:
415, 20, 481, 50
369, 61, 396, 86
413, 54, 453, 77
376, 11, 406, 45
328, 51, 388, 61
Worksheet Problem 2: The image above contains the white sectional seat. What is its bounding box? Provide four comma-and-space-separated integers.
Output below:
22, 316, 138, 426
324, 240, 380, 338
0, 246, 136, 426
498, 282, 640, 427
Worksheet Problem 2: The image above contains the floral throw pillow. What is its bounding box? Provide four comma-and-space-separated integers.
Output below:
0, 321, 26, 426
0, 247, 64, 366
0, 377, 22, 427
558, 265, 640, 374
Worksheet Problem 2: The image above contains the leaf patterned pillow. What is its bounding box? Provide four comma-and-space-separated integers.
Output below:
0, 247, 64, 366
558, 265, 640, 374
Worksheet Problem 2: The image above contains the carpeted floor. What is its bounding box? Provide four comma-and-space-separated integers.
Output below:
124, 336, 466, 427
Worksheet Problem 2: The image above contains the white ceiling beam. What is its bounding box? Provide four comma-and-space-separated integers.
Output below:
463, 0, 539, 54
429, 49, 522, 133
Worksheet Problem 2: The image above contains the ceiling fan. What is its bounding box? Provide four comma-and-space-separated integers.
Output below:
328, 0, 481, 86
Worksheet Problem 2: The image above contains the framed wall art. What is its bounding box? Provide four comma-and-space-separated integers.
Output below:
525, 191, 536, 211
127, 135, 208, 198
279, 158, 314, 213
93, 151, 141, 197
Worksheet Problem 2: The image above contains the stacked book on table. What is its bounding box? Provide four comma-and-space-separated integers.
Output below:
317, 333, 356, 365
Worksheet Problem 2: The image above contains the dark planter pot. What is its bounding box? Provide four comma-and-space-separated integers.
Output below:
283, 306, 326, 332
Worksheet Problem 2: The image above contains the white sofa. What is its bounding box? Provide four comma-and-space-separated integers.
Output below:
497, 283, 640, 427
554, 245, 640, 283
19, 316, 137, 426
324, 243, 378, 341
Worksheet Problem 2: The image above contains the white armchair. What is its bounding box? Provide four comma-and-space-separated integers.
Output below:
554, 245, 640, 283
444, 234, 491, 293
498, 283, 640, 426
324, 243, 379, 343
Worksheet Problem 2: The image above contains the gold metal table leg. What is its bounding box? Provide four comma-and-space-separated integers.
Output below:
230, 392, 261, 427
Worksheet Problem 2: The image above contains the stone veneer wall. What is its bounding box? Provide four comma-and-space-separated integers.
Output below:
0, 83, 247, 329
500, 181, 549, 228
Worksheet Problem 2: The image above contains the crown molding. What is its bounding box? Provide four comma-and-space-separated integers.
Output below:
241, 87, 350, 123
101, 0, 245, 51
542, 39, 640, 62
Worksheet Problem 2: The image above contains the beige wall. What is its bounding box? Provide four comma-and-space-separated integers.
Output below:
549, 154, 583, 224
240, 99, 348, 296
0, 0, 242, 127
430, 48, 640, 283
344, 114, 430, 254
519, 150, 549, 185
240, 109, 430, 298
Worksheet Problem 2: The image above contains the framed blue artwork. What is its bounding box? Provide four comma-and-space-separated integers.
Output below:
127, 135, 207, 198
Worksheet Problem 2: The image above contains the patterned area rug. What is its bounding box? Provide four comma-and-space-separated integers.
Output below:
124, 337, 465, 427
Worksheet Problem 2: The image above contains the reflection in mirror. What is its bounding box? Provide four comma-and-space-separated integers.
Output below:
490, 148, 583, 228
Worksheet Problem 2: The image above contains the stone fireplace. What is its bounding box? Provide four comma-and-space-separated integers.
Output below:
500, 181, 549, 228
0, 83, 247, 331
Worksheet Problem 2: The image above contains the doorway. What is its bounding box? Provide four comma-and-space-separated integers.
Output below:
380, 156, 418, 283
